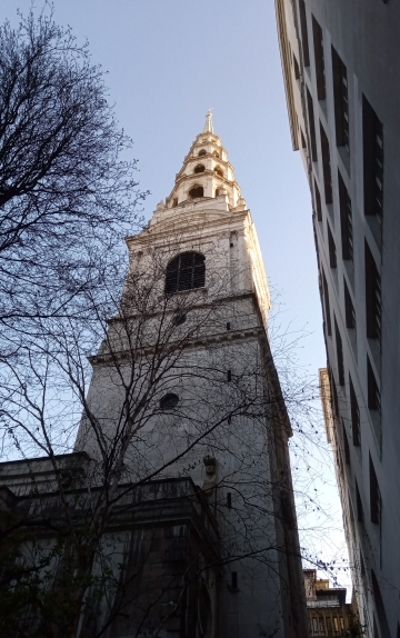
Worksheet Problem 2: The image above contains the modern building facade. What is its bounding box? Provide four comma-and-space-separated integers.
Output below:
0, 114, 309, 638
275, 2, 400, 637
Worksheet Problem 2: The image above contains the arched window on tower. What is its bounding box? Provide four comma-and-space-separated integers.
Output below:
214, 166, 224, 178
165, 252, 205, 293
194, 164, 205, 174
198, 149, 207, 157
213, 150, 221, 159
189, 185, 204, 199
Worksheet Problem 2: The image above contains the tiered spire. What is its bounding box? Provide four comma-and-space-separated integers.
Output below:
164, 113, 244, 211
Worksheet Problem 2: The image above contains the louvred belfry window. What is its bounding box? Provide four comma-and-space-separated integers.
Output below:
165, 252, 205, 293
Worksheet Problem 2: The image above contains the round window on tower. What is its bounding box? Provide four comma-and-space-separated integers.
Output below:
160, 393, 179, 411
174, 313, 187, 326
194, 164, 205, 174
198, 149, 207, 157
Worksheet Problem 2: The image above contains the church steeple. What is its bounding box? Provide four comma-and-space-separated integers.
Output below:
164, 114, 244, 211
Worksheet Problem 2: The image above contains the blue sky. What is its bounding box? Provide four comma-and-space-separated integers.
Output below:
2, 0, 351, 587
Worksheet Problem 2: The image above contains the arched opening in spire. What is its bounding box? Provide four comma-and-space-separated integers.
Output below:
213, 150, 221, 159
214, 166, 224, 178
198, 149, 207, 157
189, 185, 204, 199
194, 164, 205, 174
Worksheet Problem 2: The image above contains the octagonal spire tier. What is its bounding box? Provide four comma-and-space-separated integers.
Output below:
165, 112, 245, 211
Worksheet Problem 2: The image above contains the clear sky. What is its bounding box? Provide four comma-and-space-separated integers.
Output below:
2, 0, 351, 588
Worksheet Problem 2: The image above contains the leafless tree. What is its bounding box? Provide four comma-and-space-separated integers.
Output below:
0, 5, 146, 361
0, 240, 311, 638
0, 8, 347, 638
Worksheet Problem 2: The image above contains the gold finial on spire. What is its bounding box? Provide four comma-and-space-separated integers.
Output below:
203, 109, 214, 133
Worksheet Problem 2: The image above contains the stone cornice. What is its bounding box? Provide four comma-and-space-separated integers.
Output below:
126, 206, 249, 247
89, 325, 267, 368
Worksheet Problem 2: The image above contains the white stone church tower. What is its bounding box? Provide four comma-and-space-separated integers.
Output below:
76, 113, 309, 638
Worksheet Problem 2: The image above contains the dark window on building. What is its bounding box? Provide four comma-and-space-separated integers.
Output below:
332, 46, 349, 150
348, 493, 354, 525
337, 449, 343, 475
349, 375, 361, 446
280, 493, 295, 529
344, 279, 356, 330
363, 96, 384, 222
334, 317, 345, 385
371, 570, 390, 637
365, 242, 381, 341
343, 420, 350, 465
314, 179, 322, 221
338, 172, 353, 261
198, 149, 207, 156
300, 128, 307, 149
227, 492, 232, 508
360, 551, 365, 576
328, 224, 337, 269
226, 322, 231, 331
189, 185, 204, 199
320, 123, 333, 203
369, 454, 381, 525
356, 480, 364, 523
312, 16, 326, 100
306, 89, 317, 161
227, 369, 232, 382
298, 0, 310, 66
194, 164, 205, 174
367, 356, 381, 416
160, 393, 179, 411
319, 617, 325, 635
373, 616, 379, 638
174, 313, 186, 326
293, 53, 300, 80
321, 269, 332, 335
330, 366, 339, 417
165, 252, 205, 293
231, 572, 238, 591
